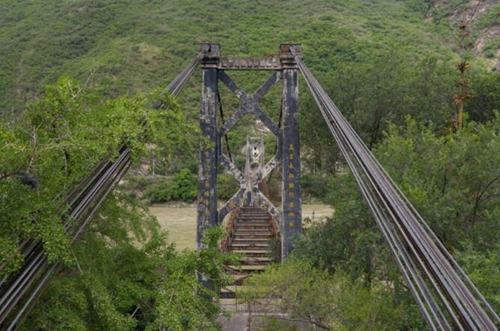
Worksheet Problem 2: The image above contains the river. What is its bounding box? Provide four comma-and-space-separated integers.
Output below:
149, 204, 334, 250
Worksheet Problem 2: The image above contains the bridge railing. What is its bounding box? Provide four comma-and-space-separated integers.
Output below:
220, 207, 239, 253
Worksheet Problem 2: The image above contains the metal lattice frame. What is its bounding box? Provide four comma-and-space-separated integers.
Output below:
217, 70, 282, 223
197, 43, 302, 259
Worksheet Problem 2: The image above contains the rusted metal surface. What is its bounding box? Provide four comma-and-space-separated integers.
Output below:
254, 191, 281, 223
259, 153, 281, 185
220, 208, 239, 252
216, 43, 302, 70
218, 188, 246, 223
280, 43, 302, 55
217, 135, 281, 225
215, 70, 283, 226
220, 154, 245, 185
220, 207, 280, 304
199, 43, 220, 61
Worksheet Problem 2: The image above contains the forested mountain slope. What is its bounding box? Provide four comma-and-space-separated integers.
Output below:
2, 1, 500, 330
0, 0, 498, 118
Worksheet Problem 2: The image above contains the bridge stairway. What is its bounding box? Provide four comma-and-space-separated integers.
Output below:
220, 207, 278, 306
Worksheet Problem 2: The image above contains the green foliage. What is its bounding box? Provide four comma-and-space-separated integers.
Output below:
1, 1, 499, 328
23, 199, 236, 330
143, 225, 237, 331
241, 259, 405, 331
295, 115, 500, 327
296, 172, 384, 280
0, 78, 231, 330
143, 168, 197, 203
456, 245, 500, 312
0, 0, 470, 119
468, 72, 500, 122
3, 1, 500, 199
477, 4, 500, 29
402, 0, 435, 15
301, 173, 335, 202
377, 115, 500, 252
173, 168, 198, 201
373, 115, 500, 316
141, 179, 174, 202
217, 173, 240, 200
256, 318, 300, 331
301, 50, 457, 159
0, 77, 194, 272
482, 40, 500, 59
120, 175, 155, 192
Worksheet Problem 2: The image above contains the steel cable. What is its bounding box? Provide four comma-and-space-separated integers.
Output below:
0, 49, 206, 330
304, 59, 492, 330
303, 66, 452, 330
292, 47, 499, 331
305, 66, 466, 330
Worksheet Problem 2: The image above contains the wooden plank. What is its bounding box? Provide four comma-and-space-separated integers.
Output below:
232, 250, 271, 254
227, 265, 266, 271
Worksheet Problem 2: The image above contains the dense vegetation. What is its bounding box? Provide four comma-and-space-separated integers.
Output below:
0, 78, 237, 330
0, 0, 497, 119
1, 0, 500, 330
257, 116, 500, 329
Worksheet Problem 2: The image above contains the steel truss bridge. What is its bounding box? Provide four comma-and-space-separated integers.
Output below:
0, 44, 499, 331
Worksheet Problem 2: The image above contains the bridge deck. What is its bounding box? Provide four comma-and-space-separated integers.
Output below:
221, 207, 279, 305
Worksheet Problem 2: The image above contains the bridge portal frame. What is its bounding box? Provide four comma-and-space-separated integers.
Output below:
197, 43, 302, 260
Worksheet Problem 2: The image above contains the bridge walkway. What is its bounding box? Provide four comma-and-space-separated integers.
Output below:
220, 207, 279, 306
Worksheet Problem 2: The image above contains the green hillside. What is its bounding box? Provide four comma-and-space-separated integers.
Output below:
0, 0, 479, 117
4, 0, 500, 167
2, 1, 500, 330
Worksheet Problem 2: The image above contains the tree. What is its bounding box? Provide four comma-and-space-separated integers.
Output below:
300, 48, 457, 175
1, 77, 236, 330
377, 116, 500, 253
241, 259, 405, 331
295, 115, 500, 327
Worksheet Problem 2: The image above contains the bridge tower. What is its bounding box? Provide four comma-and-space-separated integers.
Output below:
197, 43, 302, 260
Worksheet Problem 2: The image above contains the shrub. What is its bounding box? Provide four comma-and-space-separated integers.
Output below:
301, 172, 335, 202
173, 168, 197, 201
143, 168, 197, 203
218, 174, 240, 200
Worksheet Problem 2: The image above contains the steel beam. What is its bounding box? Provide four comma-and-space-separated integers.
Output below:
219, 57, 282, 70
198, 43, 302, 260
197, 45, 220, 249
280, 44, 302, 259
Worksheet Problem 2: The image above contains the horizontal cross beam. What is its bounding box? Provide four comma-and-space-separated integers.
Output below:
219, 57, 284, 70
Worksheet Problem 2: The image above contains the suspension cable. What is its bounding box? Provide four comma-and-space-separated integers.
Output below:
0, 49, 206, 329
291, 46, 500, 331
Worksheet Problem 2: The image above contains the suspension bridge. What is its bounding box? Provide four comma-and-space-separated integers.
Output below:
0, 43, 499, 331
